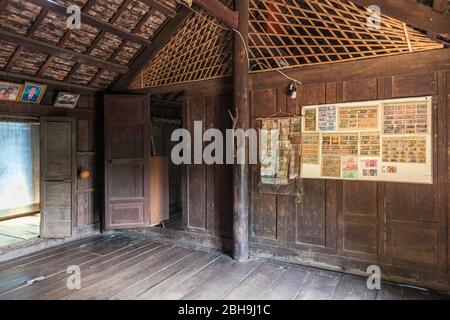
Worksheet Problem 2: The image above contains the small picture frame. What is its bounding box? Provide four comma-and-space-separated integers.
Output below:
53, 92, 81, 109
20, 82, 46, 104
0, 81, 23, 102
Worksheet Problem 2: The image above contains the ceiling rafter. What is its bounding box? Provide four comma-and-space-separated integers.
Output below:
112, 5, 194, 91
36, 0, 97, 79
192, 0, 238, 29
0, 29, 129, 73
0, 0, 8, 11
348, 0, 450, 40
4, 7, 49, 72
141, 0, 177, 18
87, 0, 167, 88
28, 0, 152, 47
433, 0, 448, 13
67, 0, 134, 83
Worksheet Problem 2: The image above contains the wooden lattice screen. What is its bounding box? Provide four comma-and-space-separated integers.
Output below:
130, 5, 234, 88
130, 0, 444, 89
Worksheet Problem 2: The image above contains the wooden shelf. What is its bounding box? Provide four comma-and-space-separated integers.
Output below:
0, 101, 96, 120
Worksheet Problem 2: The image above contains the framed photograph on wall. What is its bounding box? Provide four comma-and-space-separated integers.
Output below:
20, 82, 46, 104
54, 92, 80, 109
0, 81, 23, 102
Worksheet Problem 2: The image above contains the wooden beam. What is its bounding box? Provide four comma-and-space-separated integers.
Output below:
0, 70, 102, 93
0, 29, 129, 74
232, 0, 249, 262
5, 7, 49, 72
66, 0, 133, 82
348, 0, 450, 39
0, 0, 8, 12
433, 0, 448, 13
112, 6, 193, 91
129, 76, 232, 96
250, 48, 450, 89
130, 48, 450, 95
36, 0, 97, 78
192, 0, 238, 30
29, 0, 151, 47
140, 0, 177, 18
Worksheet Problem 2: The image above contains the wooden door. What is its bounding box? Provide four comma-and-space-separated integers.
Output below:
104, 95, 150, 229
40, 117, 76, 239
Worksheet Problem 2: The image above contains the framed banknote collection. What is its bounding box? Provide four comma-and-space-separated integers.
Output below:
300, 96, 433, 184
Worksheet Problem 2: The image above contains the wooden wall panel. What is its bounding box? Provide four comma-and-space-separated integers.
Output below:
247, 70, 447, 289
184, 95, 232, 235
392, 73, 437, 98
296, 180, 326, 246
343, 78, 377, 102
177, 66, 449, 290
250, 88, 278, 240
0, 82, 101, 231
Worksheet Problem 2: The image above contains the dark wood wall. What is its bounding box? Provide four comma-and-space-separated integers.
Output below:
183, 95, 233, 238
249, 71, 449, 290
183, 69, 450, 290
0, 83, 102, 232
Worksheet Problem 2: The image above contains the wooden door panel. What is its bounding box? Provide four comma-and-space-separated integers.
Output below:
110, 202, 144, 225
109, 163, 144, 199
43, 121, 72, 179
105, 95, 150, 230
40, 118, 75, 239
108, 124, 144, 159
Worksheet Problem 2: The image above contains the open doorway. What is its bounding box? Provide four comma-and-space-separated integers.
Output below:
149, 93, 183, 229
0, 119, 40, 246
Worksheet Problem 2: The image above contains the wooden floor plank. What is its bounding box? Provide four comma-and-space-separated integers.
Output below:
136, 252, 222, 300
403, 287, 432, 300
63, 245, 184, 300
296, 270, 342, 300
0, 235, 106, 272
0, 234, 448, 300
332, 274, 377, 300
376, 282, 404, 300
223, 262, 285, 300
261, 266, 312, 300
181, 259, 261, 300
0, 249, 98, 295
111, 250, 216, 300
1, 239, 156, 300
157, 256, 234, 300
52, 242, 169, 300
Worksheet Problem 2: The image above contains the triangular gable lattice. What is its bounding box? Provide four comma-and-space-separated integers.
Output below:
130, 4, 234, 89
130, 0, 443, 89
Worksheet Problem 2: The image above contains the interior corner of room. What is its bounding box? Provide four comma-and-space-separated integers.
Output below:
0, 0, 450, 300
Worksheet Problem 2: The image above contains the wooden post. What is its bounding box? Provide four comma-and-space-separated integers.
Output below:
233, 0, 250, 262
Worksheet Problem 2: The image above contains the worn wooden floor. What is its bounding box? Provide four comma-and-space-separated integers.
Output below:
0, 234, 447, 300
0, 215, 40, 247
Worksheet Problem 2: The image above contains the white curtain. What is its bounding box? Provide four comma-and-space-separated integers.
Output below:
0, 121, 40, 216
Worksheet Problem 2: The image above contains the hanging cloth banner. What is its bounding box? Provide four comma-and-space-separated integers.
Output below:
258, 114, 302, 186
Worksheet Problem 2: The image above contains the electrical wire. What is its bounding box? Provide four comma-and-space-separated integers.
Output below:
177, 1, 302, 85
